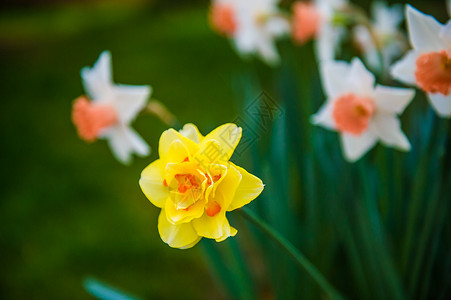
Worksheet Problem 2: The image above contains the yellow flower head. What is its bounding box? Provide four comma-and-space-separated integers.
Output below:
139, 123, 264, 249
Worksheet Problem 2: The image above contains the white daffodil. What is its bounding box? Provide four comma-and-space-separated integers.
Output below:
354, 1, 405, 72
292, 0, 348, 61
312, 58, 414, 162
210, 0, 290, 65
72, 51, 151, 164
391, 5, 451, 118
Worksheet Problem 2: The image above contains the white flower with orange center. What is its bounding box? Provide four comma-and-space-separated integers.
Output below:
139, 123, 264, 249
391, 5, 451, 118
209, 0, 290, 65
312, 58, 415, 162
292, 0, 348, 61
72, 51, 151, 164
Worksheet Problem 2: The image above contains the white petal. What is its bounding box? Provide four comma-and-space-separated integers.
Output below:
370, 113, 411, 150
311, 100, 336, 130
354, 25, 380, 72
112, 84, 151, 123
390, 50, 418, 85
320, 60, 350, 97
123, 126, 150, 157
103, 125, 133, 164
439, 21, 451, 48
340, 131, 378, 162
347, 58, 375, 95
316, 24, 340, 62
406, 5, 444, 51
373, 85, 415, 114
255, 35, 280, 65
427, 93, 451, 118
81, 51, 114, 101
265, 16, 290, 36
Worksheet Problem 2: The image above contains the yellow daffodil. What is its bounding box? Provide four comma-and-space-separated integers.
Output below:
139, 123, 264, 249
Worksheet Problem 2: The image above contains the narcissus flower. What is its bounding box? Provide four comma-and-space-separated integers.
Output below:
312, 58, 415, 162
72, 51, 151, 164
139, 123, 264, 249
391, 5, 451, 117
292, 0, 348, 61
209, 0, 290, 65
354, 2, 406, 72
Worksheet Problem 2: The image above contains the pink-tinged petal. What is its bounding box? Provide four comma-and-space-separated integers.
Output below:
427, 93, 451, 118
158, 210, 201, 249
320, 60, 350, 98
391, 50, 419, 85
370, 113, 411, 150
406, 5, 444, 52
139, 159, 168, 208
373, 85, 415, 114
311, 100, 336, 130
81, 51, 114, 101
347, 58, 375, 95
340, 130, 378, 162
112, 84, 151, 124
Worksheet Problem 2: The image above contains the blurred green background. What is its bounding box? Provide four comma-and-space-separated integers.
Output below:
0, 0, 448, 299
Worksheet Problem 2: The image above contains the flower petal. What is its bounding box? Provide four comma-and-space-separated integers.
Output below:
123, 126, 150, 157
311, 100, 337, 130
165, 198, 205, 225
340, 130, 378, 162
165, 139, 190, 164
139, 159, 168, 208
192, 165, 241, 240
159, 129, 200, 160
179, 123, 204, 144
81, 51, 114, 101
390, 50, 418, 85
112, 84, 151, 124
347, 58, 375, 95
102, 125, 133, 164
370, 113, 411, 150
227, 163, 264, 211
427, 93, 451, 118
196, 124, 242, 165
373, 85, 415, 114
406, 5, 444, 52
158, 209, 201, 249
320, 60, 350, 97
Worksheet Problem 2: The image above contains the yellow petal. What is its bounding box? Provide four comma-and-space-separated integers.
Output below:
158, 209, 201, 249
179, 123, 204, 144
195, 124, 242, 165
159, 128, 199, 160
216, 222, 237, 242
165, 139, 190, 164
165, 197, 206, 224
139, 159, 168, 208
227, 163, 264, 211
192, 166, 241, 239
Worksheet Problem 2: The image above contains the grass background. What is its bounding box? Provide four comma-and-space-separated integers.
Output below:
0, 0, 448, 299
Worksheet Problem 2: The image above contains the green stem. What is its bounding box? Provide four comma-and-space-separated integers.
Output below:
238, 207, 345, 300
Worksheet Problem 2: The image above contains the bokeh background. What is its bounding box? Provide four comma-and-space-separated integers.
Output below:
0, 0, 447, 299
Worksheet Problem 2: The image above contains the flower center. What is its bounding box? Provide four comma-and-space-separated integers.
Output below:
415, 50, 451, 95
72, 96, 118, 142
169, 173, 203, 209
292, 2, 321, 44
210, 3, 236, 36
332, 93, 375, 135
